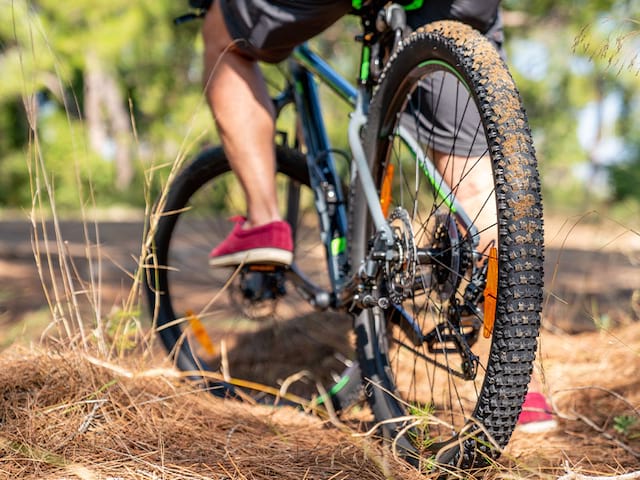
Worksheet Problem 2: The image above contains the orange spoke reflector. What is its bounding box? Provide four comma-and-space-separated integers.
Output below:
186, 309, 216, 356
483, 247, 498, 338
380, 164, 395, 218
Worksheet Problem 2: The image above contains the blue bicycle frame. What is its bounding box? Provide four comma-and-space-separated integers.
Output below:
288, 46, 353, 294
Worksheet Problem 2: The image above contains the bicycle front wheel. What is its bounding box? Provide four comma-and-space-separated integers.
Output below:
144, 145, 358, 406
351, 21, 544, 469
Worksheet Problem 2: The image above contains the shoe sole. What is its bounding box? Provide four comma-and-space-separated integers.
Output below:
517, 419, 558, 434
208, 248, 293, 268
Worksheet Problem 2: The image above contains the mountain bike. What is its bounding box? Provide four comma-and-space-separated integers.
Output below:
144, 0, 544, 471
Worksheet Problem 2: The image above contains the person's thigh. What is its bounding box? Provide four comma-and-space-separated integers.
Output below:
219, 0, 352, 63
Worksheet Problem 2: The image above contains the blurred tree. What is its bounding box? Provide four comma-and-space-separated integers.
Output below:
0, 0, 208, 209
1, 0, 639, 215
503, 0, 640, 212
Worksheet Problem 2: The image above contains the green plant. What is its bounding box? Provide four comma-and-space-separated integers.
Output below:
408, 402, 436, 451
613, 414, 640, 439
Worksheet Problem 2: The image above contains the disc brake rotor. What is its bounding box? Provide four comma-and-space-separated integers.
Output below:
386, 207, 416, 304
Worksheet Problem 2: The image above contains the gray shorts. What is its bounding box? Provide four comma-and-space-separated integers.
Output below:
219, 0, 503, 63
218, 0, 504, 156
220, 0, 352, 63
403, 72, 489, 157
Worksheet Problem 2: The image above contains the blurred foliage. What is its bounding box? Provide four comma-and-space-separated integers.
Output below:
504, 0, 640, 215
0, 0, 210, 211
1, 1, 640, 218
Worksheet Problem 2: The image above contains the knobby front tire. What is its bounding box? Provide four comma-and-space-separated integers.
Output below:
144, 145, 360, 409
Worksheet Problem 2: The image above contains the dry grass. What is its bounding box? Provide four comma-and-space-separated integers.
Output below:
0, 345, 429, 480
1, 321, 640, 479
3, 195, 638, 479
10, 147, 640, 478
501, 323, 640, 479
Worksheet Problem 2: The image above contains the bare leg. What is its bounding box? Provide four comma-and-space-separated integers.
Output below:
433, 151, 497, 255
202, 2, 280, 228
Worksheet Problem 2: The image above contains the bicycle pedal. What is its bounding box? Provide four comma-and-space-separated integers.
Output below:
239, 267, 287, 302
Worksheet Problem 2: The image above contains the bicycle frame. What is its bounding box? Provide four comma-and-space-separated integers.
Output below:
281, 41, 478, 311
292, 43, 397, 245
288, 46, 353, 293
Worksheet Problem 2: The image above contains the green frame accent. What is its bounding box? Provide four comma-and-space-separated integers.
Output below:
360, 46, 371, 83
418, 153, 458, 213
314, 374, 351, 405
331, 236, 347, 256
402, 0, 425, 10
396, 135, 458, 214
418, 59, 468, 87
352, 0, 424, 10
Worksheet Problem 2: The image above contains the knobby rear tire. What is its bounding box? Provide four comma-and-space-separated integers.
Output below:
145, 145, 309, 380
351, 21, 544, 470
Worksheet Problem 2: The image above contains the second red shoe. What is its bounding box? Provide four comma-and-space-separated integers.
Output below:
517, 391, 557, 434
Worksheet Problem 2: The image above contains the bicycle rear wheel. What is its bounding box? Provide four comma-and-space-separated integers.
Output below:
144, 145, 359, 408
351, 21, 544, 469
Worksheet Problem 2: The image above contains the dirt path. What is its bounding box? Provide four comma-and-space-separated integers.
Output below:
0, 219, 145, 346
1, 213, 639, 341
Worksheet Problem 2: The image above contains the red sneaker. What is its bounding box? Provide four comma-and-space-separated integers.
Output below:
517, 391, 557, 433
209, 216, 293, 267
